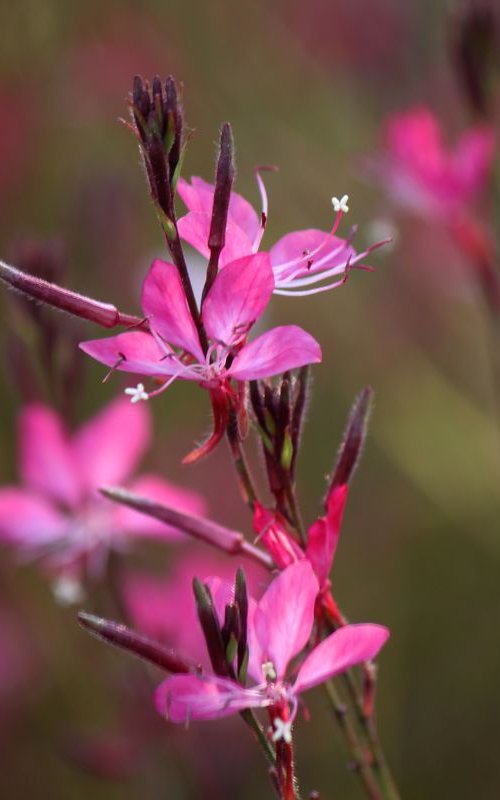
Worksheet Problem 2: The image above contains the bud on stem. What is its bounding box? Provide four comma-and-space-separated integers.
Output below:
202, 123, 235, 302
0, 261, 144, 330
77, 612, 197, 674
328, 387, 373, 496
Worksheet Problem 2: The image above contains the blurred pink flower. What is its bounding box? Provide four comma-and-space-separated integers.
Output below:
124, 548, 268, 669
80, 255, 321, 398
372, 106, 495, 219
0, 397, 205, 588
155, 562, 388, 737
178, 174, 385, 297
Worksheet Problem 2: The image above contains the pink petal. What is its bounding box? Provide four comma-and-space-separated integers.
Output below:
177, 212, 253, 267
19, 405, 82, 508
155, 674, 265, 722
253, 561, 318, 679
178, 177, 260, 241
253, 503, 304, 570
202, 253, 274, 345
112, 475, 207, 539
72, 397, 150, 491
294, 624, 390, 695
306, 484, 348, 586
0, 488, 67, 545
80, 331, 186, 378
270, 230, 356, 280
141, 260, 203, 361
228, 326, 322, 381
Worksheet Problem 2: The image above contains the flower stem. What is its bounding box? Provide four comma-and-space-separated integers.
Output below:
240, 709, 276, 767
226, 410, 258, 510
323, 680, 382, 800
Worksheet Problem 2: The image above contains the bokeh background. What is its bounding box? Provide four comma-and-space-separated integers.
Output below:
1, 1, 499, 798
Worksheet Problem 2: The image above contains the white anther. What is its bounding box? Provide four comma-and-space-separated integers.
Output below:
124, 383, 149, 403
272, 717, 293, 744
262, 661, 277, 682
331, 194, 349, 213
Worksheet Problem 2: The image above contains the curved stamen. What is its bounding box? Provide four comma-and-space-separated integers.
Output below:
252, 169, 270, 253
271, 209, 344, 279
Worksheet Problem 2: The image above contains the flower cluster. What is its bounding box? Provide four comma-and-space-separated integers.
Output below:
0, 74, 397, 799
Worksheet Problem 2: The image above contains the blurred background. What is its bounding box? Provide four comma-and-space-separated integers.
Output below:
0, 0, 499, 798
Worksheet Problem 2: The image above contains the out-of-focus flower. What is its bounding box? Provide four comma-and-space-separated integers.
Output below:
177, 175, 386, 297
370, 106, 495, 220
155, 562, 388, 735
124, 547, 268, 669
0, 398, 205, 591
80, 255, 321, 398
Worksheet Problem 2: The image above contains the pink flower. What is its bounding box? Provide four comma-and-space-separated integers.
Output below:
177, 174, 385, 297
155, 562, 389, 736
0, 397, 205, 589
124, 548, 268, 669
80, 255, 321, 401
372, 106, 495, 219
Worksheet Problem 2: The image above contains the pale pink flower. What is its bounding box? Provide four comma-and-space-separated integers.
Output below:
0, 397, 205, 588
124, 548, 268, 669
177, 174, 385, 297
155, 561, 389, 734
371, 106, 495, 219
80, 254, 321, 399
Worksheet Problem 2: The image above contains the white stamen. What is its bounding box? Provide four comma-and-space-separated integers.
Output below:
332, 194, 349, 213
124, 383, 149, 403
272, 717, 293, 744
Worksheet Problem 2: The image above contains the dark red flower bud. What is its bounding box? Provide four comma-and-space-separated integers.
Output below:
329, 386, 373, 496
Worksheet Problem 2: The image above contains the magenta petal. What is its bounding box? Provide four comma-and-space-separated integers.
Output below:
0, 488, 67, 545
80, 331, 182, 378
177, 212, 253, 267
178, 177, 260, 241
294, 624, 390, 695
228, 326, 322, 381
72, 397, 150, 491
253, 561, 318, 679
155, 674, 265, 722
202, 253, 274, 345
19, 404, 82, 508
306, 484, 348, 586
112, 474, 207, 539
270, 229, 356, 279
141, 260, 203, 361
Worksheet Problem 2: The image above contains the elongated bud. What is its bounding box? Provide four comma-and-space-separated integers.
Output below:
328, 387, 373, 496
235, 568, 248, 674
77, 612, 196, 673
192, 578, 229, 677
290, 366, 310, 477
100, 486, 272, 569
165, 76, 184, 180
221, 603, 240, 666
202, 123, 235, 301
451, 0, 499, 118
0, 261, 143, 329
209, 123, 235, 250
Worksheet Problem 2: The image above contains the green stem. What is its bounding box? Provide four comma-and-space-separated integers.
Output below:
323, 680, 382, 800
240, 709, 276, 767
226, 410, 258, 510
